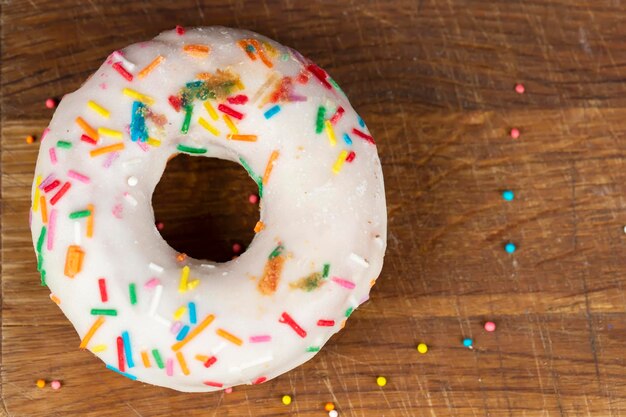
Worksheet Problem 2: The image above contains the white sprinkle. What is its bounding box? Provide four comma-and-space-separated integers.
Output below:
200, 263, 216, 269
73, 222, 81, 245
149, 262, 164, 273
112, 50, 135, 70
211, 342, 228, 355
124, 192, 137, 206
349, 253, 369, 268
230, 355, 273, 373
153, 314, 171, 327
122, 158, 142, 167
148, 285, 163, 316
623, 225, 626, 234
329, 410, 339, 417
127, 176, 138, 187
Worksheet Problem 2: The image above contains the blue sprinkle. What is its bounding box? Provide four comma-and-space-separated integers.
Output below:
106, 364, 138, 380
502, 190, 515, 201
121, 331, 135, 368
176, 325, 190, 341
263, 105, 281, 119
188, 302, 197, 324
462, 338, 473, 348
130, 101, 148, 142
357, 115, 365, 128
246, 44, 256, 53
504, 242, 517, 254
342, 133, 353, 145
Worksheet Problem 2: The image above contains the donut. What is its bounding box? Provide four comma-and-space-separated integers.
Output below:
30, 26, 386, 392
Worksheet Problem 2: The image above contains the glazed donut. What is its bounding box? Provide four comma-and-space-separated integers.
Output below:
30, 26, 386, 392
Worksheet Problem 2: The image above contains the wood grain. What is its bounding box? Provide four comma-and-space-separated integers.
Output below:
4, 0, 626, 416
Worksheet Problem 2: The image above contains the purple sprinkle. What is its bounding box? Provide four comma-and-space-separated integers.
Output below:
103, 151, 119, 168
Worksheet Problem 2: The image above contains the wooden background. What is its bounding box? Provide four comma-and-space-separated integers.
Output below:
3, 0, 626, 415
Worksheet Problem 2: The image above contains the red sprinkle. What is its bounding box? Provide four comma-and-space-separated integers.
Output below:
317, 319, 335, 327
279, 312, 307, 338
510, 128, 520, 139
306, 64, 332, 89
515, 83, 525, 94
175, 25, 185, 35
45, 98, 57, 109
217, 104, 244, 120
156, 221, 165, 231
112, 62, 133, 81
227, 95, 249, 105
295, 69, 310, 84
168, 95, 182, 112
232, 243, 242, 254
80, 134, 97, 145
346, 151, 356, 163
252, 376, 267, 385
203, 381, 223, 388
330, 107, 345, 124
248, 194, 259, 204
117, 336, 125, 372
98, 278, 108, 302
203, 356, 217, 368
50, 182, 71, 206
43, 179, 61, 193
352, 128, 375, 145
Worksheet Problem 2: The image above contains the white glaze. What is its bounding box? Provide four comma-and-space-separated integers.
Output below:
30, 27, 386, 392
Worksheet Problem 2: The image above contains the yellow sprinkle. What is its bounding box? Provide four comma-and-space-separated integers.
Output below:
332, 150, 349, 174
36, 379, 45, 388
216, 328, 243, 346
198, 117, 220, 136
281, 395, 292, 405
97, 127, 123, 139
176, 351, 190, 375
87, 100, 110, 118
325, 120, 337, 146
91, 344, 107, 353
223, 114, 238, 134
123, 88, 155, 105
195, 354, 209, 363
187, 279, 200, 290
141, 350, 151, 368
138, 55, 164, 79
376, 376, 387, 387
33, 175, 42, 212
254, 221, 265, 233
79, 316, 105, 349
179, 266, 189, 293
203, 101, 218, 120
417, 343, 428, 354
49, 293, 61, 304
147, 137, 161, 147
173, 306, 187, 320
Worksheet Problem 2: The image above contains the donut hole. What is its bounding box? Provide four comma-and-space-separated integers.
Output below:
152, 154, 259, 262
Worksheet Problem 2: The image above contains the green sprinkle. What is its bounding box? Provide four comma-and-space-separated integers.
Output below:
181, 105, 193, 134
56, 140, 72, 149
269, 245, 284, 259
239, 156, 264, 197
329, 78, 344, 94
322, 263, 330, 278
69, 210, 91, 219
37, 252, 44, 272
345, 307, 354, 317
185, 81, 204, 89
36, 226, 47, 253
289, 272, 323, 291
306, 346, 320, 352
129, 283, 137, 305
40, 269, 47, 287
280, 53, 290, 61
152, 349, 165, 369
176, 144, 207, 154
90, 309, 118, 316
315, 106, 326, 134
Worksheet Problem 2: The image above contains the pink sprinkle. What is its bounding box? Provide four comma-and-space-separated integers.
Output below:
288, 94, 307, 102
484, 321, 496, 332
331, 276, 356, 289
224, 387, 233, 394
49, 148, 57, 165
156, 221, 165, 231
41, 128, 50, 141
112, 204, 123, 219
124, 124, 130, 134
166, 358, 174, 376
68, 170, 90, 184
47, 210, 57, 250
175, 25, 185, 35
248, 194, 259, 204
510, 128, 520, 139
171, 321, 182, 334
515, 83, 525, 94
99, 83, 107, 90
103, 151, 119, 168
249, 335, 272, 343
144, 278, 161, 288
39, 174, 56, 190
232, 243, 242, 254
137, 141, 149, 152
359, 294, 370, 305
50, 380, 61, 390
45, 98, 57, 109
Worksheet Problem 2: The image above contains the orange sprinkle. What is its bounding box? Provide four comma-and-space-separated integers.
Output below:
216, 329, 243, 346
227, 134, 257, 142
138, 55, 164, 79
64, 245, 85, 278
50, 294, 61, 305
194, 354, 209, 363
238, 40, 257, 61
183, 44, 210, 57
254, 221, 265, 233
249, 39, 273, 68
26, 135, 35, 144
176, 253, 187, 262
172, 314, 215, 351
86, 204, 94, 238
75, 117, 98, 140
141, 351, 151, 368
89, 142, 125, 157
262, 150, 279, 185
79, 316, 105, 349
258, 255, 285, 295
40, 196, 48, 223
176, 351, 190, 375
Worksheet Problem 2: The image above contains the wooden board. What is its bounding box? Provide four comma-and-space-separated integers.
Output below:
4, 0, 626, 416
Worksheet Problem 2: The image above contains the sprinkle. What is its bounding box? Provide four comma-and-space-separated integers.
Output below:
75, 117, 99, 139
43, 180, 60, 193
417, 343, 428, 354
64, 245, 84, 278
50, 293, 61, 304
36, 379, 45, 388
49, 148, 57, 164
124, 192, 137, 206
227, 94, 248, 105
232, 243, 242, 253
41, 128, 50, 141
250, 39, 273, 68
90, 309, 117, 316
33, 176, 42, 212
505, 242, 517, 253
203, 356, 217, 367
228, 134, 257, 142
196, 117, 220, 136
80, 134, 97, 145
203, 101, 219, 120
176, 144, 207, 154
188, 302, 197, 324
25, 135, 35, 144
45, 98, 57, 109
98, 278, 108, 302
216, 328, 243, 346
203, 381, 223, 388
166, 358, 174, 376
147, 137, 161, 147
39, 174, 55, 190
252, 377, 267, 385
269, 245, 284, 259
91, 344, 107, 352
106, 364, 137, 380
127, 176, 138, 187
168, 95, 182, 112
329, 410, 339, 417
47, 210, 57, 250
112, 62, 133, 81
141, 351, 151, 368
112, 51, 135, 70
181, 105, 193, 134
264, 105, 281, 119
249, 335, 271, 343
130, 101, 148, 142
376, 376, 387, 387
307, 64, 332, 89
254, 221, 265, 233
330, 106, 345, 124
345, 307, 354, 317
68, 170, 90, 184
463, 338, 473, 348
175, 25, 185, 35
306, 346, 320, 352
56, 140, 72, 149
279, 312, 307, 338
346, 151, 356, 163
121, 331, 135, 368
358, 116, 365, 127
148, 263, 164, 273
484, 321, 496, 332
349, 253, 369, 268
183, 44, 210, 57
152, 349, 165, 369
282, 395, 292, 405
176, 325, 190, 341
74, 222, 82, 245
352, 128, 375, 144
223, 114, 239, 134
148, 285, 163, 316
69, 209, 91, 219
98, 127, 123, 139
123, 88, 155, 105
262, 150, 279, 184
322, 263, 330, 278
502, 190, 515, 201
317, 319, 335, 327
325, 403, 335, 412
90, 143, 125, 157
258, 252, 285, 295
315, 106, 326, 133
103, 151, 120, 168
138, 55, 164, 78
179, 266, 190, 293
40, 196, 48, 223
50, 380, 62, 390
87, 100, 110, 118
36, 226, 46, 254
342, 133, 353, 145
515, 83, 525, 94
176, 351, 190, 375
331, 277, 356, 289
510, 128, 520, 139
172, 314, 215, 351
218, 104, 244, 120
129, 283, 137, 305
79, 316, 105, 349
332, 150, 349, 174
